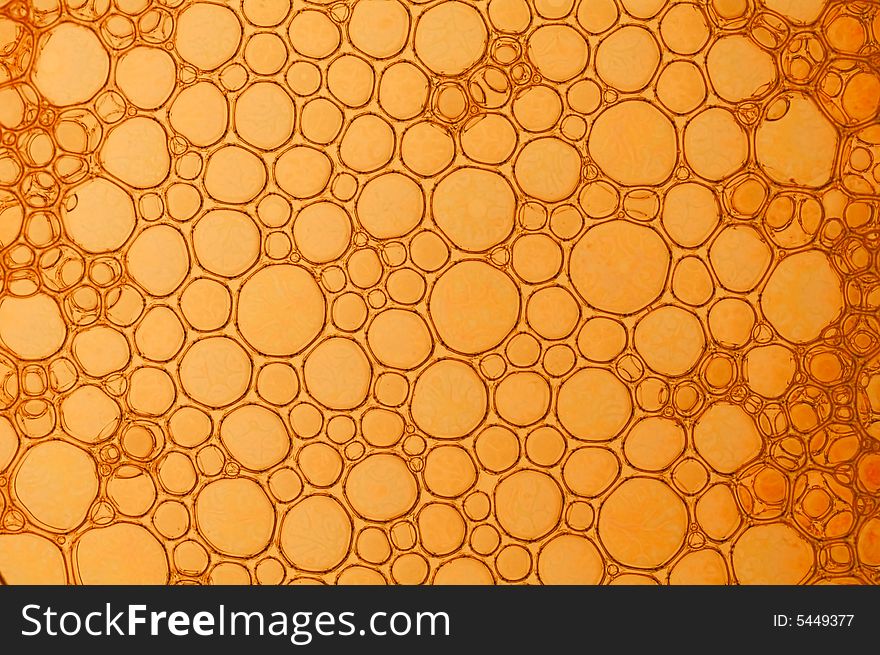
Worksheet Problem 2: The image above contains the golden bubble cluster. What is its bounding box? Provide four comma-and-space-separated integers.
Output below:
0, 0, 879, 585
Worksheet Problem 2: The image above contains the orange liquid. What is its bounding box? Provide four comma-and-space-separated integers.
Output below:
0, 0, 877, 585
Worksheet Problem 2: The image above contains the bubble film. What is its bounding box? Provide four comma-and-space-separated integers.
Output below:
0, 0, 878, 586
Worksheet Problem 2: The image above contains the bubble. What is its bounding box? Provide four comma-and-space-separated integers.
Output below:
273, 147, 331, 200
0, 293, 66, 360
514, 137, 581, 202
415, 1, 487, 76
656, 60, 707, 114
707, 35, 777, 103
116, 46, 176, 110
494, 371, 551, 427
538, 534, 604, 584
694, 402, 762, 474
511, 234, 562, 284
434, 556, 494, 584
75, 523, 168, 584
433, 167, 516, 252
733, 523, 815, 584
661, 182, 719, 248
857, 517, 880, 567
193, 210, 260, 279
669, 549, 729, 585
220, 404, 290, 472
205, 145, 266, 204
672, 257, 713, 306
708, 297, 755, 348
590, 101, 677, 186
533, 0, 575, 19
180, 278, 231, 332
763, 0, 825, 24
684, 108, 747, 181
596, 26, 661, 93
165, 184, 202, 223
169, 82, 229, 147
107, 465, 156, 517
576, 0, 618, 33
563, 447, 620, 497
244, 33, 288, 75
621, 0, 667, 19
527, 24, 588, 82
527, 286, 580, 340
59, 384, 120, 443
429, 261, 519, 355
357, 172, 424, 240
345, 454, 418, 522
195, 478, 274, 557
512, 85, 562, 133
178, 336, 252, 408
475, 425, 520, 473
135, 306, 184, 362
635, 305, 705, 376
243, 0, 290, 26
339, 114, 395, 173
32, 23, 109, 107
254, 363, 298, 407
347, 0, 409, 59
744, 344, 796, 399
156, 450, 197, 495
366, 309, 433, 370
325, 55, 373, 109
496, 543, 532, 581
570, 220, 670, 315
304, 337, 371, 410
234, 82, 295, 150
173, 540, 209, 577
292, 202, 353, 264
99, 117, 170, 189
418, 502, 466, 556
175, 3, 241, 70
401, 121, 455, 177
411, 359, 487, 439
237, 265, 325, 356
126, 225, 190, 297
0, 533, 67, 584
279, 495, 351, 572
494, 469, 563, 541
557, 368, 632, 441
377, 61, 428, 121
0, 417, 18, 470
486, 0, 529, 32
760, 250, 843, 344
709, 226, 772, 293
598, 477, 688, 568
300, 441, 344, 487
461, 113, 518, 165
576, 318, 624, 363
423, 445, 477, 498
60, 180, 133, 255
467, 524, 497, 557
660, 3, 710, 54
14, 441, 97, 531
624, 417, 686, 472
350, 528, 389, 567
757, 94, 838, 188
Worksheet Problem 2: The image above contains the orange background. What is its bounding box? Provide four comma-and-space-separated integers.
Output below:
0, 0, 879, 585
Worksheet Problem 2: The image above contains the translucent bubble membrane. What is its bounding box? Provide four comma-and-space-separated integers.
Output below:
0, 0, 877, 587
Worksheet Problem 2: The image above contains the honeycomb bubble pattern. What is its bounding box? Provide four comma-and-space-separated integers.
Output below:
0, 0, 878, 586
